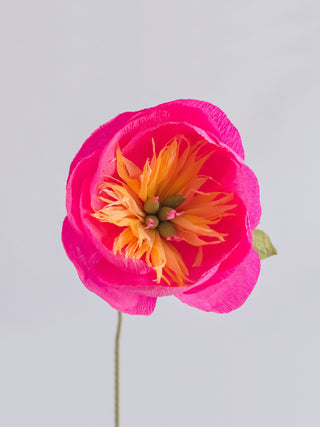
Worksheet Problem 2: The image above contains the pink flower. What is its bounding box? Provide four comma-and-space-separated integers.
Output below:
62, 99, 261, 315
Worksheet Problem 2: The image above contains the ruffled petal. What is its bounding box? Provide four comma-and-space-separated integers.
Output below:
176, 248, 260, 313
62, 217, 157, 315
200, 153, 261, 232
129, 99, 244, 159
67, 111, 137, 182
66, 150, 101, 232
232, 163, 261, 231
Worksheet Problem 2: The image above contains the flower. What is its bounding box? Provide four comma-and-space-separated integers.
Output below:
62, 99, 261, 315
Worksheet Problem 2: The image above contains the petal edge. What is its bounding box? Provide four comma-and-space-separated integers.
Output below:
176, 248, 261, 313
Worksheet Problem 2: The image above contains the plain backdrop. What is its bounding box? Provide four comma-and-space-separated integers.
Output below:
1, 1, 319, 426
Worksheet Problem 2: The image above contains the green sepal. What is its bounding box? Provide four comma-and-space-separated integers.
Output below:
252, 229, 277, 260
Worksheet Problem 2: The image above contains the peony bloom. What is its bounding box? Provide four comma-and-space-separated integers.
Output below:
62, 99, 261, 315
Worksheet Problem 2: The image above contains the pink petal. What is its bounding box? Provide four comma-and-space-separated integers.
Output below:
176, 248, 261, 313
66, 150, 101, 232
62, 217, 157, 315
233, 163, 261, 231
130, 99, 245, 159
67, 111, 136, 182
173, 198, 248, 285
190, 127, 261, 232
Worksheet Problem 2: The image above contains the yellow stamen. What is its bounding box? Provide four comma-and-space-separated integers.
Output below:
92, 135, 236, 286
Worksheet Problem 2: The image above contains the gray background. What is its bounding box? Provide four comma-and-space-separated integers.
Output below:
1, 0, 319, 426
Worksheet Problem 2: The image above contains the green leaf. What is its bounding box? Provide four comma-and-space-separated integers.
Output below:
252, 229, 277, 260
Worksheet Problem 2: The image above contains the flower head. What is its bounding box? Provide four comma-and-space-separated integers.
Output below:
62, 99, 261, 315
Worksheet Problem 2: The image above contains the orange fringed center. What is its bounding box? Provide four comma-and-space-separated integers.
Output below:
92, 136, 236, 286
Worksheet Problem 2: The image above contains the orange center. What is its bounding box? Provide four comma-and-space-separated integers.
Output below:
92, 135, 236, 286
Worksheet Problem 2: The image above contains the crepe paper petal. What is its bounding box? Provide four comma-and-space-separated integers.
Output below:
62, 218, 157, 315
176, 248, 261, 313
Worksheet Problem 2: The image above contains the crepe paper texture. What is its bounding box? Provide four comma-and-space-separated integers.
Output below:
62, 99, 264, 315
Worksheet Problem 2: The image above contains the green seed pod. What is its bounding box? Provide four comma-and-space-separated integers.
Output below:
158, 206, 176, 221
160, 194, 186, 209
144, 215, 159, 230
144, 197, 160, 215
158, 221, 176, 238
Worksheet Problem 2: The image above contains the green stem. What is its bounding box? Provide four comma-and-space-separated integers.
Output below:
115, 311, 122, 427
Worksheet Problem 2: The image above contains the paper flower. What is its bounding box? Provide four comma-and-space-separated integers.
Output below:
62, 99, 262, 315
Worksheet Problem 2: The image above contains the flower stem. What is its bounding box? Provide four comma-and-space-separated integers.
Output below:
115, 311, 122, 427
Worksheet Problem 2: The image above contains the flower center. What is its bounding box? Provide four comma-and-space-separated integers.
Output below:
143, 195, 184, 237
92, 135, 236, 286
